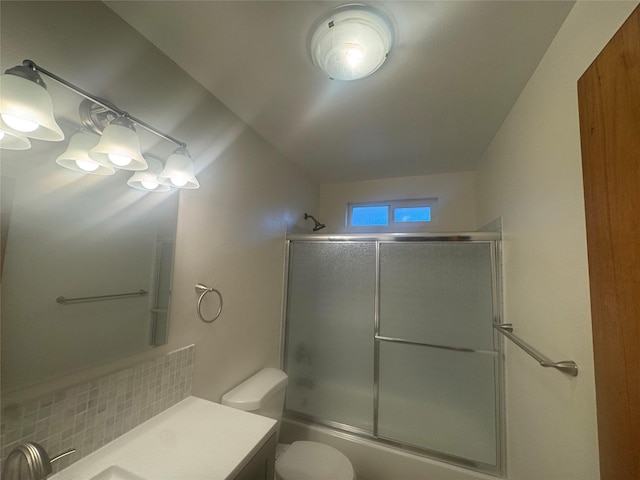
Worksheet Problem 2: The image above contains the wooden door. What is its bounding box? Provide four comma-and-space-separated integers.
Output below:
578, 5, 640, 479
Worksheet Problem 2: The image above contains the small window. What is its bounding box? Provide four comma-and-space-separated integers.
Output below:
352, 205, 389, 226
347, 198, 437, 229
394, 206, 431, 223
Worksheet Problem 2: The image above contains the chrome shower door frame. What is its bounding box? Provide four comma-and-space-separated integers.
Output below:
282, 232, 505, 477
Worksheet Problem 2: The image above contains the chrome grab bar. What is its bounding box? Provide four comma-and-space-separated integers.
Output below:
494, 323, 578, 377
56, 289, 148, 304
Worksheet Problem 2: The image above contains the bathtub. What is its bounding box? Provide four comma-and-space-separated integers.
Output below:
280, 417, 500, 480
283, 380, 501, 480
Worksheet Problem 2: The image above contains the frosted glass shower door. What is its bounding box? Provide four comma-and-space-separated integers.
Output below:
285, 242, 375, 432
377, 242, 499, 466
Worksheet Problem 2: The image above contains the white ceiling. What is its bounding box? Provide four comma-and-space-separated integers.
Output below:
105, 1, 574, 183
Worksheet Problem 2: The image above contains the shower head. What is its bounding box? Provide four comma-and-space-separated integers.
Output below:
304, 213, 326, 231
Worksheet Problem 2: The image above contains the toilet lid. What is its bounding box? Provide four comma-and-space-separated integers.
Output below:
276, 441, 354, 480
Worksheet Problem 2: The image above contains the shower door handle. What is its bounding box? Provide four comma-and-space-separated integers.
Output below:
374, 334, 480, 353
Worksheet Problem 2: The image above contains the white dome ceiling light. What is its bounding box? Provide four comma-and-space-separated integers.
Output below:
309, 4, 394, 81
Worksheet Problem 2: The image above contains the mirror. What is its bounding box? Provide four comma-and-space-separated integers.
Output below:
1, 139, 178, 394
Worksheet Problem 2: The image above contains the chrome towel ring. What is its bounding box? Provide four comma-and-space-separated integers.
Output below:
195, 283, 223, 323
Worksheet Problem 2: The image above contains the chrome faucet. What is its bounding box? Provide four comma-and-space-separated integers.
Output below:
2, 442, 75, 480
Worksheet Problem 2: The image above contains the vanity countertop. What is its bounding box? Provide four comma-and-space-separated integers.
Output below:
50, 396, 277, 480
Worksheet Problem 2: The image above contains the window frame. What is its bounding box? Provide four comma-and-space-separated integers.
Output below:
346, 198, 438, 231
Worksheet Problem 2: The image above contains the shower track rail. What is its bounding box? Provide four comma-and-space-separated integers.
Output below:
286, 231, 500, 242
494, 323, 578, 376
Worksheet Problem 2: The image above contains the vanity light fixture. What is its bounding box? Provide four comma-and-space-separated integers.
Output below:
0, 63, 64, 140
55, 131, 115, 175
158, 146, 200, 189
89, 117, 147, 171
0, 59, 200, 190
128, 157, 171, 192
0, 124, 31, 150
309, 4, 394, 81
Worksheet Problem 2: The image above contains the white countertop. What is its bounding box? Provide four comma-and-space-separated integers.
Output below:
50, 396, 277, 480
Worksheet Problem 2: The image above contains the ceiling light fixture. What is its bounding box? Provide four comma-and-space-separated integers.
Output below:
0, 59, 200, 190
309, 4, 394, 81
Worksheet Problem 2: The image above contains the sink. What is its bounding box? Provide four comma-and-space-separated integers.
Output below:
89, 465, 147, 480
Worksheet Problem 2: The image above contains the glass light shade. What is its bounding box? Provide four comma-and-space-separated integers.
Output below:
56, 131, 115, 175
158, 147, 199, 189
310, 5, 393, 81
89, 117, 147, 171
127, 157, 171, 192
0, 71, 64, 141
0, 124, 31, 150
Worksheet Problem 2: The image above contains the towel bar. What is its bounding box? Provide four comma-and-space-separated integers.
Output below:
494, 323, 578, 377
56, 289, 148, 304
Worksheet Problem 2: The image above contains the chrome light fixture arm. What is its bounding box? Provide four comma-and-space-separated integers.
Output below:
22, 59, 187, 148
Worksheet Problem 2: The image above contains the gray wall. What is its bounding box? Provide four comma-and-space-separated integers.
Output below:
319, 171, 477, 232
475, 2, 638, 479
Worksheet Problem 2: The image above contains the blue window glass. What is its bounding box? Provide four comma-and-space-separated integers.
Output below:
394, 206, 431, 223
351, 205, 389, 226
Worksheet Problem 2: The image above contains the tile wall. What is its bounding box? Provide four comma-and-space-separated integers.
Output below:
0, 344, 194, 474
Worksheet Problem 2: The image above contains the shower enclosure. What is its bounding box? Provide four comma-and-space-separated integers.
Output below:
282, 233, 504, 476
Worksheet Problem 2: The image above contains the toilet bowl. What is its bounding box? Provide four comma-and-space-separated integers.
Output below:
275, 440, 354, 480
221, 368, 355, 480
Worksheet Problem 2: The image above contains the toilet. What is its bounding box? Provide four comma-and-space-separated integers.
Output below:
221, 368, 356, 480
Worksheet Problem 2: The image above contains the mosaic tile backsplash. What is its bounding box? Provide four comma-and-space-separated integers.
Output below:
1, 344, 194, 474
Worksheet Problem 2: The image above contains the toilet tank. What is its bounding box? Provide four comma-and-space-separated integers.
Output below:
221, 368, 288, 422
